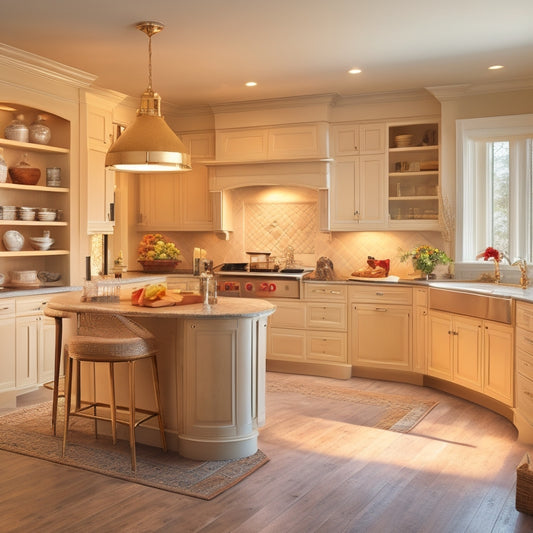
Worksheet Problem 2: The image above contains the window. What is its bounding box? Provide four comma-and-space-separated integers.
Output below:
457, 115, 533, 262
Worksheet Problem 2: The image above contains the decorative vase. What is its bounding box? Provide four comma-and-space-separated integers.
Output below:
139, 259, 180, 273
29, 115, 51, 145
4, 114, 29, 143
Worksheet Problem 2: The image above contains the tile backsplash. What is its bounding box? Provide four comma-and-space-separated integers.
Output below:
132, 186, 447, 279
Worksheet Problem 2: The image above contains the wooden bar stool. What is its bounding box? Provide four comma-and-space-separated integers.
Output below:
62, 314, 166, 471
43, 307, 70, 436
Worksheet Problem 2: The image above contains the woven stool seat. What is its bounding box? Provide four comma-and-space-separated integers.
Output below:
63, 314, 166, 471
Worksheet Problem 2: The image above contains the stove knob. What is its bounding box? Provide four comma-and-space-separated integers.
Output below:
245, 282, 254, 292
269, 283, 276, 292
260, 281, 269, 291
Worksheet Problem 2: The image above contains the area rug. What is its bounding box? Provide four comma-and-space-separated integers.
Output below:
0, 402, 268, 500
266, 380, 438, 433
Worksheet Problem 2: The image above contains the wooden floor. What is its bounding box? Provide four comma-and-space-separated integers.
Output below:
1, 371, 533, 533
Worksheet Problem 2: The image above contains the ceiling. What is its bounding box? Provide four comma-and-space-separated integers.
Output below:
1, 0, 533, 108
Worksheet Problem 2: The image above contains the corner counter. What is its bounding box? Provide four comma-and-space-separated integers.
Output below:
47, 292, 276, 461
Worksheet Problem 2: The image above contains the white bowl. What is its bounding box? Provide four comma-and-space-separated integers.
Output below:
29, 237, 54, 251
3, 230, 24, 251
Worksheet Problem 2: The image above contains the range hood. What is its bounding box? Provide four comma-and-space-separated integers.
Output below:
206, 159, 331, 191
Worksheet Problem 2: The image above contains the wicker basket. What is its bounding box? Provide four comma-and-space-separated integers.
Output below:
516, 453, 533, 515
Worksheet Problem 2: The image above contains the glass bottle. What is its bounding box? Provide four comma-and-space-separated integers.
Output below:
29, 114, 51, 145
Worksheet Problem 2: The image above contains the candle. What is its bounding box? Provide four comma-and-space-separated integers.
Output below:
86, 256, 91, 281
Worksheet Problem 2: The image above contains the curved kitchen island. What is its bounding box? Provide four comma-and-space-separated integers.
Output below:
47, 292, 276, 461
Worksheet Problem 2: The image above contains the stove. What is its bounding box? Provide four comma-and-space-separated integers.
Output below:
215, 268, 310, 299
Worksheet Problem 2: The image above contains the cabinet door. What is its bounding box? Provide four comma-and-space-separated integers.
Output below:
138, 174, 179, 228
306, 302, 346, 330
360, 124, 385, 154
267, 328, 306, 361
357, 155, 386, 225
331, 124, 360, 156
351, 304, 411, 370
38, 315, 56, 384
413, 305, 428, 374
483, 321, 513, 405
453, 315, 483, 391
178, 165, 213, 230
307, 331, 347, 363
0, 315, 16, 391
428, 311, 453, 379
15, 315, 39, 388
330, 158, 358, 226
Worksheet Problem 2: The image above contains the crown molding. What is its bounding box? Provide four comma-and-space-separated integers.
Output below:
0, 43, 96, 88
331, 88, 437, 107
427, 77, 533, 101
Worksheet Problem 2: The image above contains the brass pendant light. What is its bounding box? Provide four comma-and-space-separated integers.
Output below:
105, 21, 192, 173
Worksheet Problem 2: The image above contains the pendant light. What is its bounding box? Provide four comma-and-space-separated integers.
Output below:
105, 21, 191, 173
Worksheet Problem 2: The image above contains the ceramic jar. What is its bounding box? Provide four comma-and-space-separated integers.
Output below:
29, 114, 51, 145
4, 114, 29, 143
0, 147, 7, 183
3, 230, 24, 251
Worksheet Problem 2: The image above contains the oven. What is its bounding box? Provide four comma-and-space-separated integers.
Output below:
216, 271, 306, 299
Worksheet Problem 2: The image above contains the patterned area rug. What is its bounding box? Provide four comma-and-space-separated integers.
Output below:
266, 380, 438, 433
0, 402, 268, 500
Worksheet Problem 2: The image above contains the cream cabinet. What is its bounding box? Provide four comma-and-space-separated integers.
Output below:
215, 123, 329, 162
388, 121, 440, 229
329, 154, 387, 230
81, 92, 116, 234
515, 302, 533, 437
267, 283, 349, 376
15, 296, 55, 389
331, 123, 386, 156
0, 299, 16, 391
413, 287, 428, 374
349, 285, 412, 371
0, 106, 70, 283
429, 309, 513, 404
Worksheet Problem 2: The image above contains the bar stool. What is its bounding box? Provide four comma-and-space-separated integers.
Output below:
62, 314, 167, 471
43, 306, 70, 435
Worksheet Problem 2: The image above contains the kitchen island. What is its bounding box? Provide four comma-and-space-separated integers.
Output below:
47, 291, 276, 461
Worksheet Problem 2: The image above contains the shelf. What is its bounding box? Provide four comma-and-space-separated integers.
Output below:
389, 196, 439, 201
0, 250, 69, 257
0, 138, 69, 154
389, 171, 438, 178
389, 145, 438, 153
0, 182, 68, 193
0, 221, 67, 226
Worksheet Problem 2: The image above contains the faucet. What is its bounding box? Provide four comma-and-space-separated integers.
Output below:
512, 259, 529, 289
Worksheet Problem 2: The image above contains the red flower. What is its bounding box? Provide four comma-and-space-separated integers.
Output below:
482, 247, 500, 262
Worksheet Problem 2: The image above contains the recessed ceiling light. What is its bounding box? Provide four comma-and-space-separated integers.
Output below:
245, 81, 257, 87
348, 68, 362, 75
488, 65, 504, 70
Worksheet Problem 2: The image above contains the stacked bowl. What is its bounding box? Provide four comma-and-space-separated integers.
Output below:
37, 208, 56, 222
18, 206, 36, 221
29, 235, 54, 251
395, 134, 414, 148
1, 206, 17, 220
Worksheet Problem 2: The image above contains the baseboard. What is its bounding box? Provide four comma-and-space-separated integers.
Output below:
266, 359, 352, 380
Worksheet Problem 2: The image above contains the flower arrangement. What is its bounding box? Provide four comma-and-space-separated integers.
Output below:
476, 246, 501, 262
137, 233, 181, 262
400, 245, 451, 277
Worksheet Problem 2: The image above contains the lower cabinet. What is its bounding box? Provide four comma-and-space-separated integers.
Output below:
267, 284, 349, 375
0, 299, 16, 391
429, 310, 513, 405
349, 285, 412, 371
515, 301, 533, 435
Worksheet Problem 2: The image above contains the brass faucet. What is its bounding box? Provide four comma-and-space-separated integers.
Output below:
512, 259, 529, 289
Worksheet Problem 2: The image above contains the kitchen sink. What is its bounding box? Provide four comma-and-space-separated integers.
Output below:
429, 287, 513, 324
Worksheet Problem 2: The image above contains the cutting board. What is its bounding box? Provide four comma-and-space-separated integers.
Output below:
137, 293, 204, 307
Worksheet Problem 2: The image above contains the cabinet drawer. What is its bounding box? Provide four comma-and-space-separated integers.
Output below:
517, 347, 533, 381
16, 296, 50, 315
349, 285, 412, 305
413, 287, 428, 307
516, 373, 533, 425
268, 301, 306, 329
304, 283, 347, 302
516, 326, 533, 356
0, 299, 15, 315
517, 302, 533, 333
267, 328, 306, 361
306, 302, 346, 330
307, 331, 347, 363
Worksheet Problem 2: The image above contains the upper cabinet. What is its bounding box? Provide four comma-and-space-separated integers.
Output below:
331, 123, 386, 156
80, 91, 117, 235
215, 123, 329, 162
387, 122, 440, 230
328, 122, 387, 231
0, 105, 70, 285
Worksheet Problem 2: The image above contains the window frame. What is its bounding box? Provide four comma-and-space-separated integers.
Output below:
456, 114, 533, 264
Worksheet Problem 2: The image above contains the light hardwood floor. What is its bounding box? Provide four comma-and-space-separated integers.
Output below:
1, 371, 533, 533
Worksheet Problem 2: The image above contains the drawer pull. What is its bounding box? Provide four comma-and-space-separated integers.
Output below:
524, 391, 533, 398
376, 291, 384, 296
0, 306, 10, 311
329, 290, 341, 295
375, 308, 387, 312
